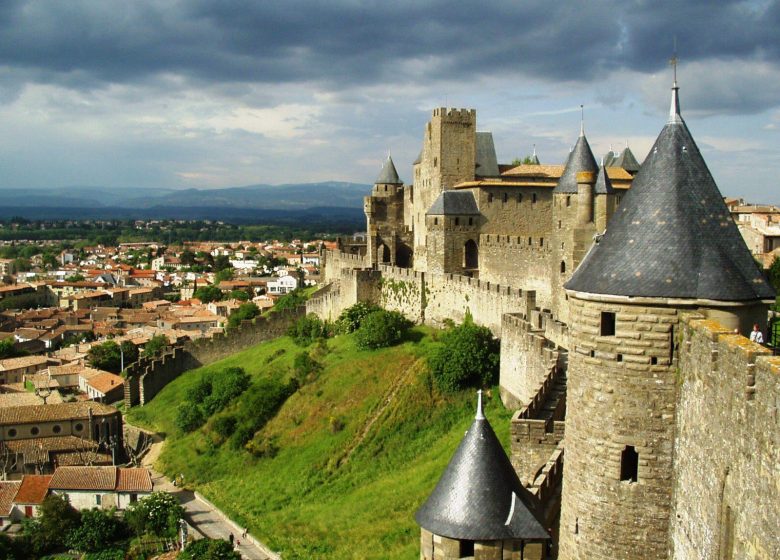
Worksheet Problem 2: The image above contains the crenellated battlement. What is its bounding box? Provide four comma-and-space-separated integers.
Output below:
431, 107, 476, 121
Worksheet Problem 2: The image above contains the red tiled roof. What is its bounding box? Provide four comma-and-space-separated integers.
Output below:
0, 481, 21, 516
49, 466, 116, 491
0, 401, 117, 425
116, 468, 153, 493
14, 475, 52, 504
86, 372, 124, 395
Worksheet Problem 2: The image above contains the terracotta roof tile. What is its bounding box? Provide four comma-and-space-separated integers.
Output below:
14, 475, 52, 504
0, 481, 21, 516
49, 466, 116, 491
86, 372, 124, 395
116, 468, 153, 493
0, 401, 117, 425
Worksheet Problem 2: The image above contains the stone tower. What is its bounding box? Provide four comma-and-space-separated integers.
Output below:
549, 125, 599, 324
416, 392, 551, 560
425, 190, 481, 275
365, 156, 413, 267
557, 80, 775, 560
412, 108, 477, 272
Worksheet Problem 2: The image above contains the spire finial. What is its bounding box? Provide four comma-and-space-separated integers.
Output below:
668, 43, 682, 124
600, 156, 605, 167
580, 104, 585, 136
475, 390, 485, 420
532, 144, 537, 157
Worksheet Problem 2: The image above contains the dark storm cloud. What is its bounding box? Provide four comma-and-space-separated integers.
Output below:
0, 0, 778, 109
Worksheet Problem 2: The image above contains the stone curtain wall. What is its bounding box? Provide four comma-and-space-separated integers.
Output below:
670, 316, 780, 560
479, 234, 553, 310
322, 250, 368, 284
377, 265, 426, 323
124, 307, 304, 407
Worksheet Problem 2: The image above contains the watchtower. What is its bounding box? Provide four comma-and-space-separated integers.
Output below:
365, 156, 412, 266
412, 108, 477, 272
425, 191, 481, 275
557, 79, 775, 560
416, 392, 551, 560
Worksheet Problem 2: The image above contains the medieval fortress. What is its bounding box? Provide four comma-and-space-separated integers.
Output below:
307, 80, 779, 560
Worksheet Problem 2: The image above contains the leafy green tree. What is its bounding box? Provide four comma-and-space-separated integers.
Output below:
23, 494, 81, 555
142, 334, 169, 358
288, 314, 328, 346
67, 508, 126, 552
354, 309, 411, 350
336, 301, 380, 334
273, 289, 307, 312
175, 403, 206, 433
428, 315, 500, 393
0, 531, 28, 560
180, 250, 196, 266
0, 338, 23, 359
214, 254, 232, 272
120, 341, 139, 367
768, 255, 780, 291
124, 492, 184, 539
66, 273, 86, 282
202, 367, 251, 415
215, 267, 234, 283
228, 302, 260, 328
293, 351, 322, 385
180, 538, 241, 560
194, 285, 224, 303
230, 289, 250, 301
87, 340, 122, 373
211, 415, 238, 440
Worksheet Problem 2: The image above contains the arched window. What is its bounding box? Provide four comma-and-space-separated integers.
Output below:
464, 240, 479, 270
560, 260, 566, 274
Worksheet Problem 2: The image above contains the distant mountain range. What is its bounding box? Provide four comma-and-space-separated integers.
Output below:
0, 181, 370, 210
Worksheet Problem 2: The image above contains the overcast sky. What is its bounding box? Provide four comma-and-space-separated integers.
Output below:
0, 0, 778, 202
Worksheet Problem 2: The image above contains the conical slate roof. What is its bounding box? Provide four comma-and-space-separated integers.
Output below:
375, 155, 402, 185
603, 150, 616, 167
565, 84, 775, 301
554, 132, 598, 193
612, 146, 641, 173
475, 132, 500, 177
594, 162, 614, 195
415, 393, 549, 542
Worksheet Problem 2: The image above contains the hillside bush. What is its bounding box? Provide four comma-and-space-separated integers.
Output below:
211, 415, 238, 440
67, 508, 126, 552
228, 302, 260, 329
428, 315, 500, 393
125, 492, 184, 540
175, 403, 205, 433
232, 378, 297, 450
180, 538, 240, 560
293, 351, 322, 385
202, 367, 251, 415
288, 314, 329, 346
336, 301, 380, 334
354, 309, 411, 350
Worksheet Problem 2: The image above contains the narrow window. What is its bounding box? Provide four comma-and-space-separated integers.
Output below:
503, 193, 508, 203
558, 220, 562, 229
539, 237, 544, 247
532, 193, 537, 203
651, 357, 658, 365
96, 494, 102, 506
620, 446, 639, 482
488, 193, 494, 203
566, 195, 571, 207
601, 312, 616, 336
617, 354, 623, 362
560, 261, 566, 273
528, 237, 532, 246
384, 185, 387, 192
433, 157, 438, 168
434, 218, 438, 225
518, 193, 523, 203
460, 540, 475, 557
454, 217, 460, 226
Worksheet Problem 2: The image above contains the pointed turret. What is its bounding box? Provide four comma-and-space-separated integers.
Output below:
375, 155, 402, 185
603, 146, 616, 167
594, 160, 614, 195
611, 144, 641, 173
565, 80, 774, 301
554, 123, 598, 193
415, 392, 549, 542
531, 145, 540, 165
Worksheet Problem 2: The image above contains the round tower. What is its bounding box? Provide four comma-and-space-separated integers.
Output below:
416, 391, 551, 560
550, 122, 598, 325
557, 80, 775, 560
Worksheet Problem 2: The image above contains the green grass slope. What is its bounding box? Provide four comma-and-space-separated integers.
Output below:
126, 328, 512, 559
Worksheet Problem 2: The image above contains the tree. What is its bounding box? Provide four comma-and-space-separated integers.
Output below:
273, 289, 307, 312
180, 538, 241, 560
194, 285, 224, 303
0, 338, 23, 359
67, 508, 126, 552
228, 302, 260, 328
428, 315, 500, 393
120, 340, 139, 367
88, 340, 122, 373
230, 289, 250, 301
215, 267, 234, 283
511, 154, 539, 165
142, 334, 169, 358
0, 532, 26, 560
354, 309, 411, 350
24, 494, 81, 555
768, 255, 780, 291
214, 254, 232, 272
125, 491, 184, 539
180, 250, 196, 266
336, 301, 380, 334
288, 314, 328, 346
66, 273, 86, 282
175, 403, 206, 433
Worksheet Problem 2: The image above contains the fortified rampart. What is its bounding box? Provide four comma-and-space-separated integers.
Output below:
124, 307, 304, 407
670, 315, 780, 560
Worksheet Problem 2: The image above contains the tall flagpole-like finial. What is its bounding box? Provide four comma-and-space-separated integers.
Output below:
669, 39, 682, 124
580, 104, 585, 136
533, 144, 537, 157
475, 390, 485, 420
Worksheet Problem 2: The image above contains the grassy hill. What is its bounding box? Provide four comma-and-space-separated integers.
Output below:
126, 327, 512, 559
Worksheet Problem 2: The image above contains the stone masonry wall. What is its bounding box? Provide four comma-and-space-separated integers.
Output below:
479, 234, 553, 310
499, 313, 559, 409
558, 296, 679, 560
124, 307, 304, 407
669, 316, 780, 560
